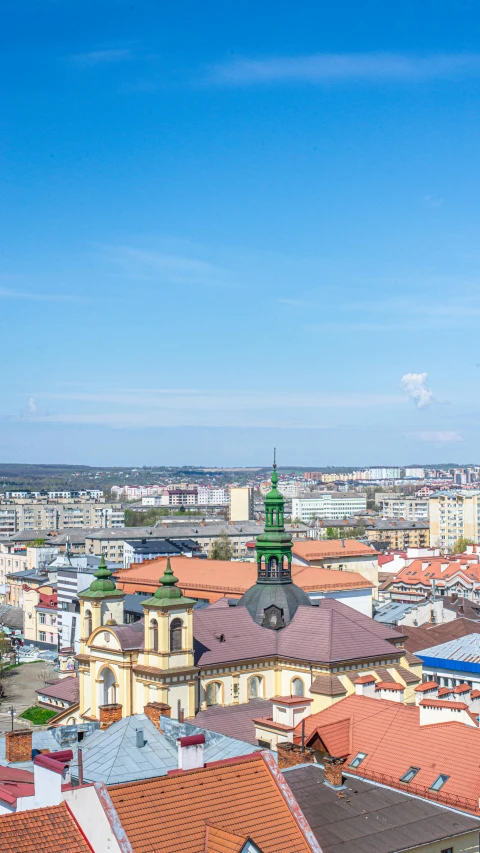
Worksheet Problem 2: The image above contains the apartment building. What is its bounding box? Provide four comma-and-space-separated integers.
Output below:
229, 487, 254, 521
197, 487, 229, 505
376, 496, 429, 521
429, 490, 480, 548
292, 492, 367, 522
0, 500, 124, 534
365, 520, 430, 550
23, 584, 58, 649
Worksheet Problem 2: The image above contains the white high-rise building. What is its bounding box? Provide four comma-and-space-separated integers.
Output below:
291, 492, 367, 522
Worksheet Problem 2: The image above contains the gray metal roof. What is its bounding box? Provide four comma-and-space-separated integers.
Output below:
285, 764, 480, 853
417, 631, 480, 662
374, 600, 427, 624
74, 713, 260, 785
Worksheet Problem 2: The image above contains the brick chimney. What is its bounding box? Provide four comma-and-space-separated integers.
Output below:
324, 756, 345, 789
277, 742, 315, 770
144, 702, 171, 730
5, 729, 32, 763
98, 703, 123, 729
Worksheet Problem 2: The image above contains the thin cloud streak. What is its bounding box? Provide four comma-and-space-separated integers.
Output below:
69, 49, 133, 67
99, 244, 228, 286
0, 287, 90, 304
208, 52, 480, 86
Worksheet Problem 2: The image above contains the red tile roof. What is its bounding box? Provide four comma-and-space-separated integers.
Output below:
354, 674, 376, 684
205, 825, 248, 853
438, 687, 454, 696
414, 681, 439, 693
292, 540, 379, 560
0, 802, 93, 852
375, 682, 403, 691
419, 698, 468, 710
454, 683, 471, 694
108, 752, 314, 853
293, 694, 480, 814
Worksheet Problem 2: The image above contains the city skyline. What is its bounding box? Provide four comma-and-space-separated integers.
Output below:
2, 1, 480, 465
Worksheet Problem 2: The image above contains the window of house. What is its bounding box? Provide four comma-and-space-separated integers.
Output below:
248, 675, 263, 700
170, 618, 183, 652
39, 613, 46, 624
291, 678, 305, 697
150, 619, 159, 651
400, 767, 420, 784
39, 631, 46, 642
430, 774, 449, 791
206, 681, 221, 706
349, 752, 367, 768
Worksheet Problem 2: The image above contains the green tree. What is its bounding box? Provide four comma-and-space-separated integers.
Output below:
450, 536, 473, 554
0, 631, 12, 700
210, 532, 233, 560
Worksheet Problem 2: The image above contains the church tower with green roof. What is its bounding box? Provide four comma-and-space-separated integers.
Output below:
238, 455, 311, 629
78, 554, 126, 650
142, 557, 197, 675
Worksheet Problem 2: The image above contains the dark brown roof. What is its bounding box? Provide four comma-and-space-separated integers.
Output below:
109, 621, 145, 650
193, 600, 406, 667
403, 617, 480, 653
35, 676, 79, 703
189, 699, 273, 744
310, 675, 347, 697
286, 764, 480, 853
442, 596, 480, 620
394, 664, 420, 685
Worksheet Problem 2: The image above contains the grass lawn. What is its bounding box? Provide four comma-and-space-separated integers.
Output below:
19, 706, 58, 725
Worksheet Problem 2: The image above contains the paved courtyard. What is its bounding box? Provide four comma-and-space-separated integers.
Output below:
0, 661, 55, 733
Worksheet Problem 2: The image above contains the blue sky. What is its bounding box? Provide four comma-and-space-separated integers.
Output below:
1, 0, 480, 466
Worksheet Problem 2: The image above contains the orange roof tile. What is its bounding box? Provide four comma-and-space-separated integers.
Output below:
293, 694, 480, 814
108, 752, 314, 853
419, 698, 468, 710
375, 682, 403, 691
115, 555, 372, 600
354, 674, 376, 684
205, 825, 248, 853
0, 802, 93, 852
438, 687, 454, 696
454, 683, 471, 694
293, 540, 378, 560
414, 681, 439, 692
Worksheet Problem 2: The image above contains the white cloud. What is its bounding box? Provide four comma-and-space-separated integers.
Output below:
407, 430, 463, 443
99, 244, 227, 287
27, 397, 37, 415
208, 53, 480, 86
70, 49, 133, 67
400, 372, 435, 408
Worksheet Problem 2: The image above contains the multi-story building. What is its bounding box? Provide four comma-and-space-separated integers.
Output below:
277, 481, 303, 498
404, 467, 425, 479
291, 492, 366, 522
0, 500, 124, 534
355, 468, 401, 481
23, 584, 58, 649
365, 520, 430, 550
376, 496, 429, 521
428, 490, 480, 548
229, 487, 254, 521
197, 487, 229, 505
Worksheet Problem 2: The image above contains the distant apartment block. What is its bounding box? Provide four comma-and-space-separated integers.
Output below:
291, 492, 367, 522
429, 490, 480, 548
365, 519, 430, 550
376, 496, 429, 521
0, 500, 124, 535
404, 467, 425, 479
229, 487, 254, 521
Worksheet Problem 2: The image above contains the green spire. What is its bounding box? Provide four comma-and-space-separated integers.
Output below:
254, 452, 293, 584
143, 557, 196, 609
264, 451, 285, 532
79, 554, 125, 600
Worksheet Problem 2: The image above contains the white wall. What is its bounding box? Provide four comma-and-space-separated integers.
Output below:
308, 588, 372, 617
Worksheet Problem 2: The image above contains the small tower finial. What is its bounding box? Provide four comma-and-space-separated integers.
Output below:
273, 447, 276, 469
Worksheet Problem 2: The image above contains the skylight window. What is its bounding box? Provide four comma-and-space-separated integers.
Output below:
430, 774, 449, 791
400, 767, 420, 784
349, 752, 367, 768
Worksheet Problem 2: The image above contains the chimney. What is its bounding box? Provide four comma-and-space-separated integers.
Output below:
33, 750, 73, 808
177, 734, 205, 771
375, 682, 405, 703
419, 698, 476, 727
98, 703, 123, 729
454, 683, 471, 703
5, 729, 32, 763
136, 728, 145, 748
341, 540, 345, 548
414, 681, 438, 705
144, 702, 171, 730
354, 674, 376, 698
324, 756, 345, 789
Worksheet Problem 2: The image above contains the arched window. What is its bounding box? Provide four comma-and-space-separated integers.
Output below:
85, 609, 92, 639
248, 675, 263, 700
268, 556, 280, 578
170, 618, 183, 652
291, 678, 305, 697
150, 619, 158, 651
206, 681, 221, 706
101, 667, 116, 705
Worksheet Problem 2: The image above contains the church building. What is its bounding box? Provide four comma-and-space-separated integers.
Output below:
72, 463, 422, 725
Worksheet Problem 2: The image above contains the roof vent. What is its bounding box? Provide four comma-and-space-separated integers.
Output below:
214, 632, 226, 642
136, 728, 145, 748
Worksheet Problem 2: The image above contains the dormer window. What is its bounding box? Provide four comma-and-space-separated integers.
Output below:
262, 604, 285, 630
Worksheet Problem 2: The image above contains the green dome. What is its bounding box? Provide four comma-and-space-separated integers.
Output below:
79, 554, 125, 600
143, 557, 196, 609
